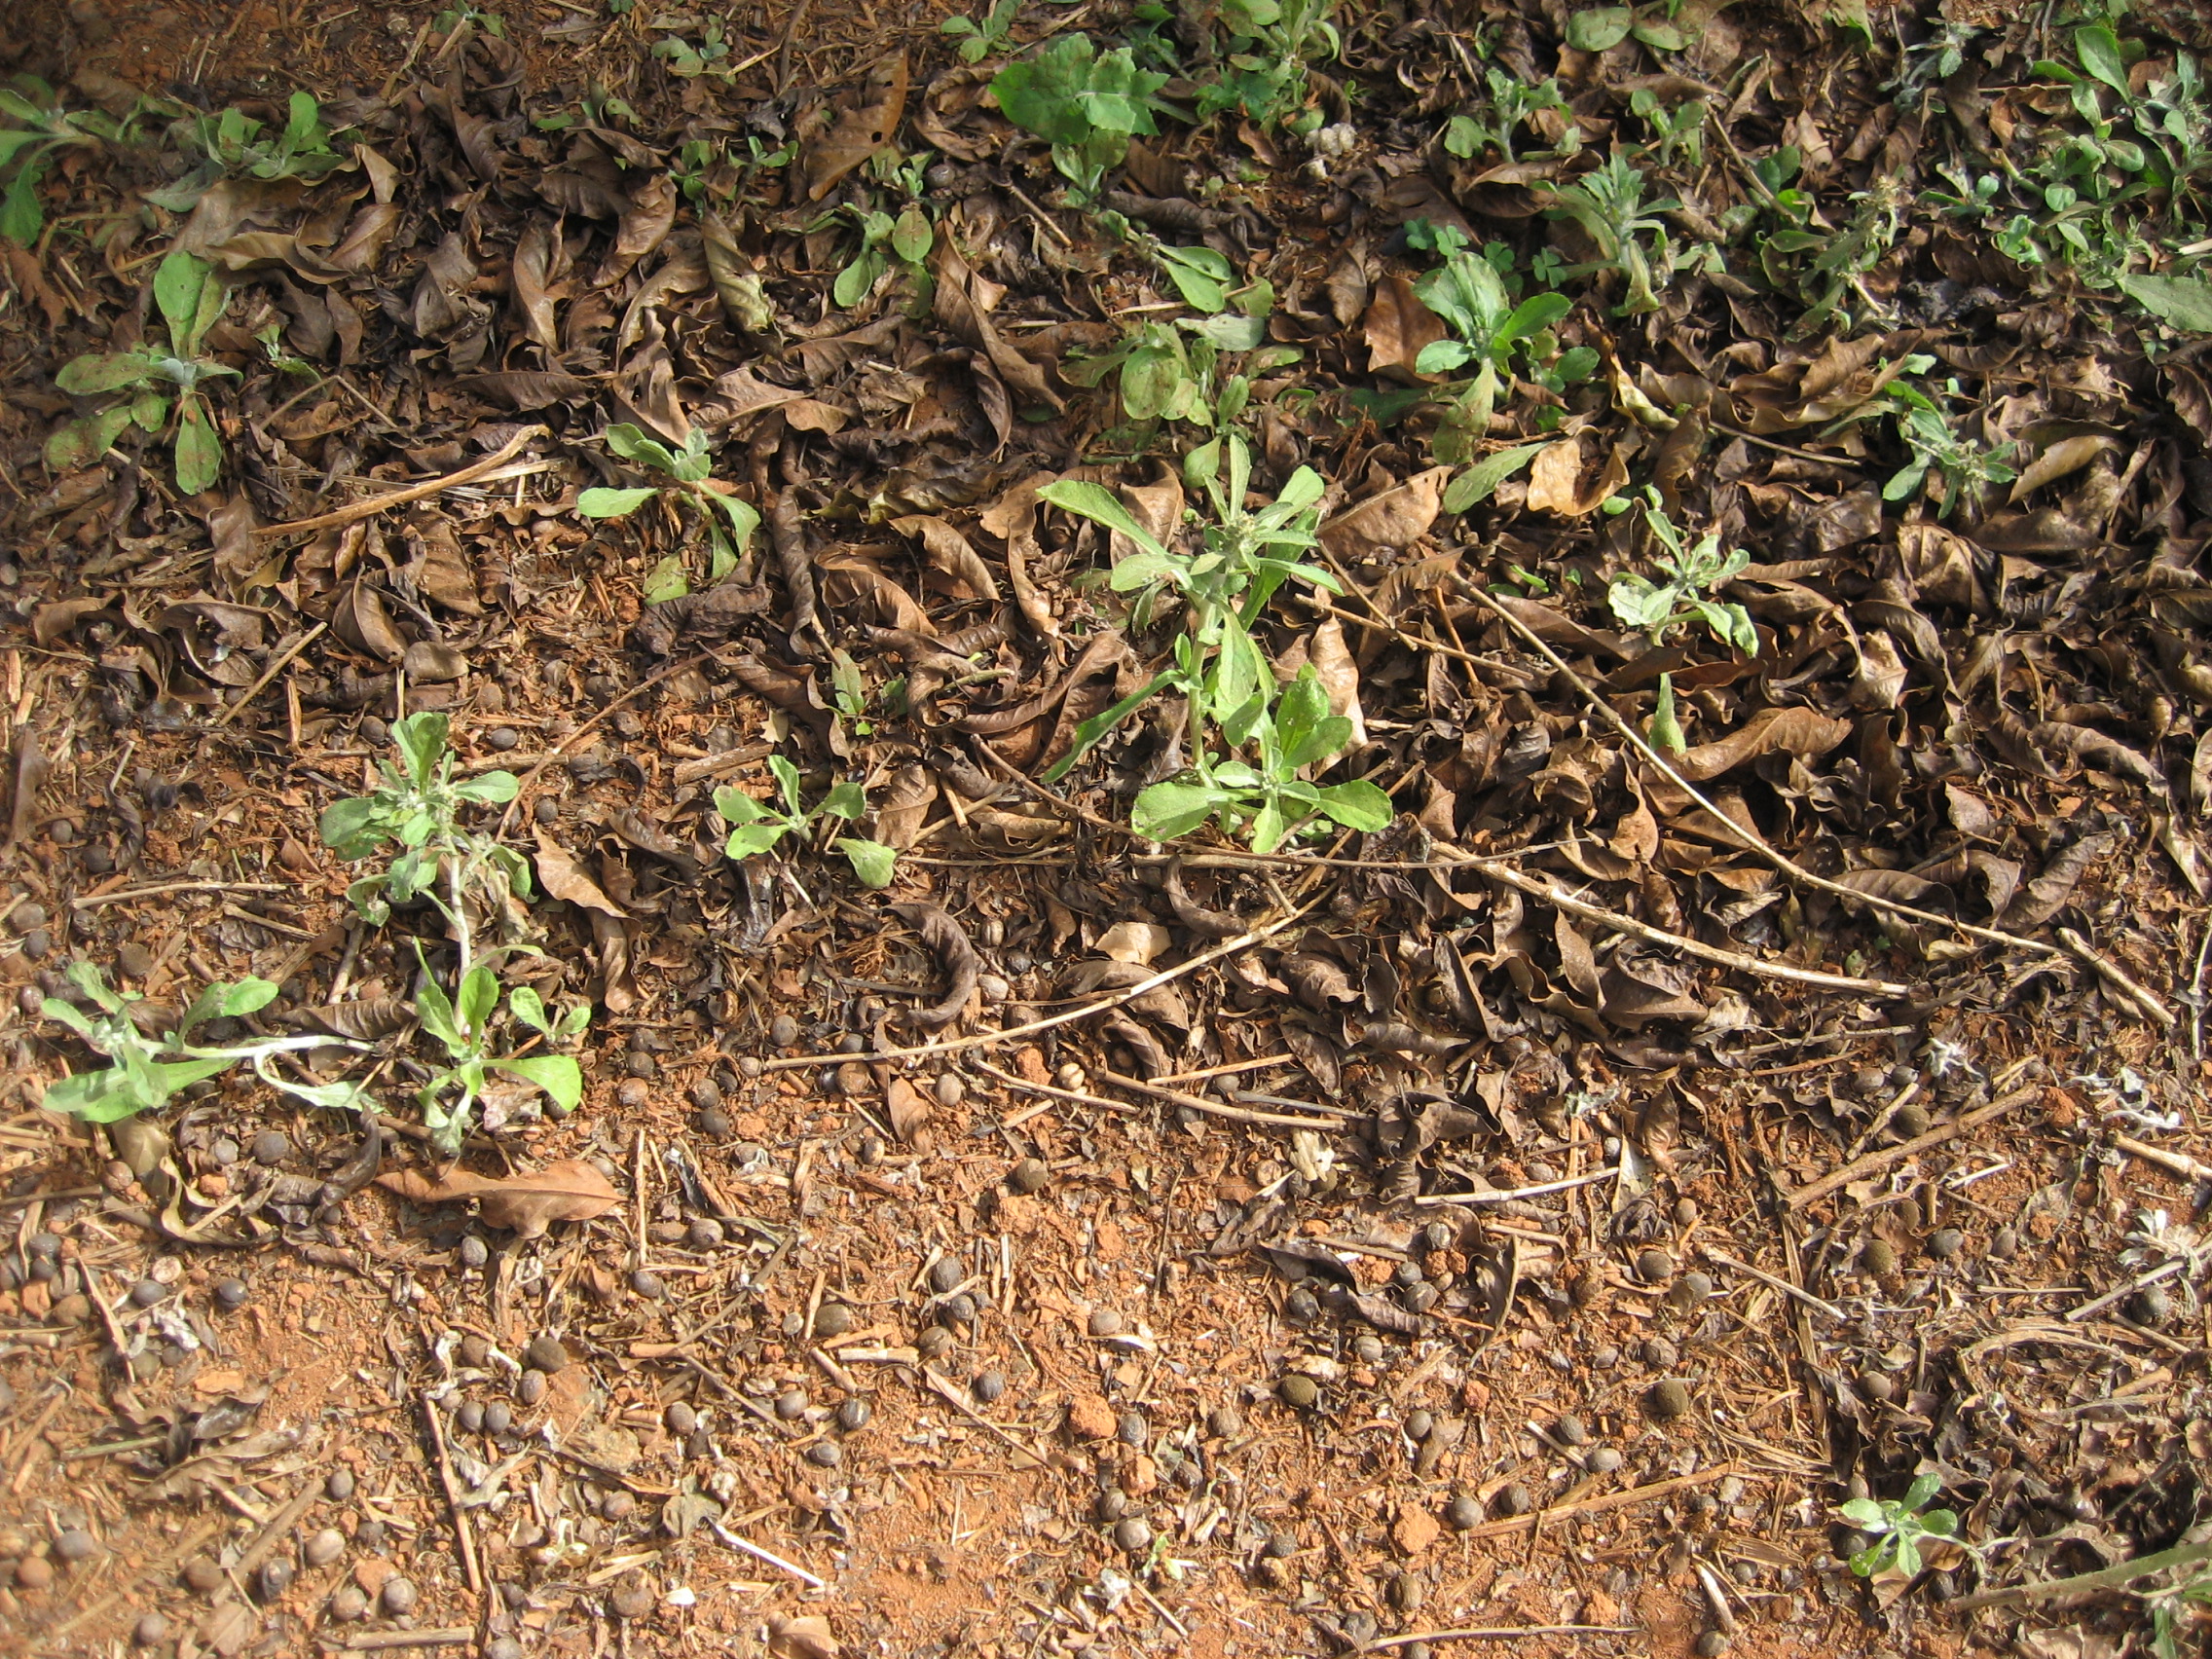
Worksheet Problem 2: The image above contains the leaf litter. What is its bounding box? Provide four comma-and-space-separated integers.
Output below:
4, 1, 2212, 1657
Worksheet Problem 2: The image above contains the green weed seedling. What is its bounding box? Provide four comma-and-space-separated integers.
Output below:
1565, 3, 1688, 55
991, 33, 1174, 201
0, 78, 163, 242
576, 424, 761, 602
653, 18, 732, 78
1442, 70, 1571, 166
1193, 0, 1341, 130
1607, 490, 1757, 651
40, 962, 370, 1124
1840, 1474, 1962, 1578
1405, 223, 1593, 458
410, 949, 586, 1154
1543, 152, 1681, 315
942, 0, 1019, 64
47, 249, 237, 495
149, 92, 349, 212
318, 711, 532, 927
717, 756, 898, 888
1072, 317, 1285, 449
1877, 381, 2016, 520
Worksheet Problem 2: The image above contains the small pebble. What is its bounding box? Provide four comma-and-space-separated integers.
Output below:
1586, 1447, 1623, 1474
1641, 1336, 1678, 1368
456, 1400, 485, 1433
533, 797, 559, 827
1648, 1379, 1692, 1420
974, 1371, 1006, 1403
1989, 1225, 2019, 1260
666, 1402, 698, 1436
355, 1521, 387, 1551
14, 1554, 54, 1590
133, 1611, 169, 1645
1263, 1530, 1298, 1559
1087, 1308, 1124, 1338
603, 1490, 636, 1522
929, 1256, 966, 1295
1206, 1405, 1242, 1439
325, 1469, 356, 1501
1276, 1374, 1318, 1410
1095, 1490, 1127, 1523
129, 1278, 166, 1308
305, 1528, 346, 1567
214, 1277, 248, 1311
775, 1388, 808, 1420
252, 1129, 290, 1166
1283, 1286, 1320, 1323
806, 1441, 842, 1467
526, 1335, 569, 1373
616, 1079, 650, 1109
55, 1530, 98, 1563
1555, 1413, 1589, 1446
381, 1577, 419, 1615
1405, 1409, 1434, 1442
1636, 1247, 1675, 1284
1113, 1517, 1153, 1554
837, 1397, 871, 1431
517, 1371, 547, 1406
687, 1218, 725, 1249
329, 1585, 369, 1622
1009, 1157, 1050, 1194
459, 1235, 489, 1270
769, 1014, 800, 1049
1421, 1220, 1455, 1253
813, 1304, 855, 1339
258, 1557, 294, 1599
1342, 1610, 1379, 1644
483, 1400, 513, 1435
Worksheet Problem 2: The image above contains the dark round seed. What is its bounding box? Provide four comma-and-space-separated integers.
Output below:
305, 1528, 346, 1567
813, 1304, 855, 1339
940, 1292, 977, 1326
603, 1490, 636, 1522
134, 1611, 170, 1645
517, 1370, 546, 1406
1389, 1570, 1422, 1612
1860, 1239, 1898, 1276
1117, 1410, 1147, 1448
1283, 1286, 1320, 1323
1206, 1405, 1242, 1439
1555, 1413, 1589, 1446
456, 1400, 485, 1433
380, 1577, 418, 1615
631, 1271, 666, 1300
697, 1107, 732, 1140
2132, 1284, 2175, 1325
1928, 1228, 1965, 1260
1405, 1408, 1434, 1442
769, 1014, 800, 1049
1392, 1260, 1424, 1289
129, 1278, 166, 1308
1586, 1447, 1624, 1474
1008, 1157, 1049, 1194
665, 1402, 698, 1436
459, 1235, 489, 1270
1421, 1220, 1455, 1254
25, 1232, 60, 1260
14, 1555, 55, 1589
916, 1327, 955, 1361
807, 1440, 842, 1467
1495, 1482, 1532, 1516
837, 1397, 871, 1431
354, 1521, 386, 1551
1402, 1281, 1438, 1313
1859, 1371, 1896, 1403
1636, 1248, 1675, 1284
258, 1557, 293, 1599
55, 1529, 98, 1563
533, 797, 559, 828
1989, 1225, 2019, 1260
974, 1371, 1006, 1403
213, 1278, 248, 1311
934, 1072, 965, 1108
775, 1388, 808, 1420
1276, 1374, 1318, 1410
252, 1130, 290, 1166
1893, 1102, 1931, 1138
526, 1335, 569, 1373
485, 727, 520, 753
1342, 1610, 1379, 1644
1648, 1380, 1692, 1420
1095, 1490, 1127, 1523
329, 1585, 369, 1622
1113, 1517, 1153, 1554
1695, 1633, 1730, 1657
929, 1256, 966, 1295
185, 1557, 225, 1593
1263, 1530, 1298, 1559
1353, 1334, 1384, 1365
1088, 1308, 1124, 1339
1641, 1336, 1678, 1368
325, 1469, 356, 1501
609, 1573, 652, 1618
483, 1400, 513, 1435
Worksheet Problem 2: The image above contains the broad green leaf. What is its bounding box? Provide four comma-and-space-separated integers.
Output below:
833, 245, 885, 308
1849, 1542, 1887, 1577
1039, 480, 1175, 562
1121, 343, 1194, 421
458, 965, 499, 1037
496, 1053, 583, 1113
43, 404, 136, 472
1415, 339, 1475, 376
1132, 778, 1232, 841
1160, 259, 1225, 313
392, 712, 451, 790
1631, 18, 1684, 50
768, 754, 806, 816
454, 770, 519, 804
1565, 8, 1632, 53
1498, 291, 1572, 345
217, 977, 281, 1016
715, 785, 768, 824
509, 985, 552, 1035
1248, 798, 1288, 854
643, 554, 689, 604
153, 249, 208, 348
1920, 1509, 1960, 1537
1837, 1497, 1887, 1528
1903, 1473, 1944, 1511
55, 350, 157, 394
724, 822, 789, 859
1446, 443, 1545, 514
173, 395, 222, 494
709, 491, 761, 552
2119, 272, 2212, 333
1184, 436, 1222, 491
0, 165, 47, 244
44, 1066, 156, 1123
891, 203, 934, 264
2074, 24, 2130, 97
837, 837, 898, 888
1313, 779, 1392, 831
1186, 312, 1266, 350
603, 423, 678, 471
415, 968, 462, 1053
40, 997, 97, 1038
817, 779, 866, 821
577, 486, 657, 518
1110, 550, 1178, 593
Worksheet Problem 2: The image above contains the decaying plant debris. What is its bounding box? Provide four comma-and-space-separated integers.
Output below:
3, 0, 2212, 1653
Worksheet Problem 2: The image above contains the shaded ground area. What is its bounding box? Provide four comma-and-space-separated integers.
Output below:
1, 0, 2211, 1656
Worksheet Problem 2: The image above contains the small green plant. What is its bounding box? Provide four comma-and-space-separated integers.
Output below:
653, 17, 732, 78
1606, 490, 1757, 651
177, 92, 347, 187
942, 0, 1019, 63
575, 424, 761, 600
433, 3, 507, 35
1070, 317, 1280, 446
716, 756, 897, 888
1646, 671, 1687, 755
46, 249, 236, 495
1542, 151, 1680, 315
1564, 2, 1688, 54
822, 158, 937, 311
1628, 87, 1705, 170
1193, 0, 1341, 129
1876, 382, 2016, 520
317, 712, 530, 926
0, 78, 161, 242
39, 963, 370, 1124
321, 713, 586, 1154
1839, 1474, 1962, 1578
1442, 69, 1571, 165
991, 33, 1174, 200
1036, 429, 1389, 851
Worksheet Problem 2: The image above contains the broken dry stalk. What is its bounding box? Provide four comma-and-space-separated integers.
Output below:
254, 424, 546, 539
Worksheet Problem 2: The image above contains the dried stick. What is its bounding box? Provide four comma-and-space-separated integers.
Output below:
254, 424, 547, 539
1455, 583, 2174, 1023
420, 1393, 484, 1597
1783, 1083, 2042, 1212
1359, 1627, 1644, 1651
761, 899, 1320, 1072
1953, 1531, 2212, 1612
710, 1519, 825, 1588
209, 621, 328, 730
1699, 1243, 1846, 1320
2116, 1134, 2212, 1183
1446, 1464, 1737, 1542
1414, 1166, 1620, 1206
1093, 1065, 1356, 1130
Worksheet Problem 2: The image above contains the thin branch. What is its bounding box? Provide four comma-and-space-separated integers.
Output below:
1783, 1082, 2042, 1212
1953, 1533, 2212, 1612
253, 424, 547, 540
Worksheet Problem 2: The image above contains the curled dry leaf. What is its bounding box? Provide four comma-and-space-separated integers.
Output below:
804, 53, 909, 202
375, 1160, 619, 1239
1673, 706, 1853, 782
1525, 435, 1631, 517
885, 1077, 931, 1144
1308, 616, 1366, 746
1319, 466, 1448, 561
767, 1614, 840, 1659
890, 901, 982, 1028
1361, 275, 1447, 381
1095, 921, 1173, 965
535, 833, 629, 917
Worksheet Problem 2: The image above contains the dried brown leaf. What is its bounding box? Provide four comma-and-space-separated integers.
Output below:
375, 1160, 619, 1239
804, 54, 910, 201
767, 1614, 841, 1659
1319, 467, 1448, 560
1361, 275, 1446, 380
1674, 706, 1852, 781
885, 1078, 932, 1144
